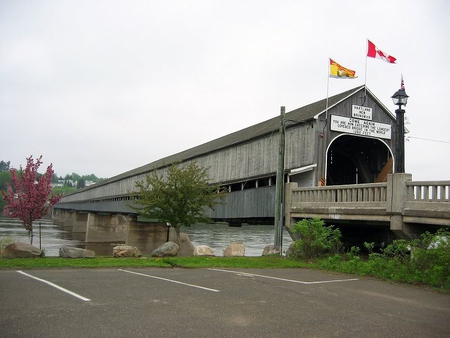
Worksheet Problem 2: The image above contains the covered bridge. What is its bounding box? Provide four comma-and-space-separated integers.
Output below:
56, 85, 397, 225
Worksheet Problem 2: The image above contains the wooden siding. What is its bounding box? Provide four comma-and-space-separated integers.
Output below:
205, 186, 275, 219
59, 85, 394, 207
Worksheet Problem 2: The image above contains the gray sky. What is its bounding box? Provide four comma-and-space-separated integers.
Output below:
1, 0, 449, 180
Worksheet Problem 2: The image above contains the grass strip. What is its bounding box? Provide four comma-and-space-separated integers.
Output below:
0, 256, 310, 270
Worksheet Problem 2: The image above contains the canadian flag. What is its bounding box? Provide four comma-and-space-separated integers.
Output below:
367, 40, 396, 64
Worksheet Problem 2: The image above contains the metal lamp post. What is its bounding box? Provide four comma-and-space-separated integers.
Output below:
391, 88, 409, 173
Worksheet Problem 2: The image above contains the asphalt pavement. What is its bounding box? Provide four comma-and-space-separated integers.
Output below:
1, 267, 449, 337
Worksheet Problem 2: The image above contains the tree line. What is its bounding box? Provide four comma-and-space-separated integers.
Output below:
0, 159, 105, 211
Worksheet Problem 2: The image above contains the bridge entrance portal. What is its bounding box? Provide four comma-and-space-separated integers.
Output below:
326, 135, 392, 185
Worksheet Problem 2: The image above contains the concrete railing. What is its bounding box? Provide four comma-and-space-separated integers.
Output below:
289, 182, 387, 204
285, 174, 450, 236
406, 181, 450, 202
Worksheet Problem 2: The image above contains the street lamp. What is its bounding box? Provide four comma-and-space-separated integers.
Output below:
391, 88, 409, 173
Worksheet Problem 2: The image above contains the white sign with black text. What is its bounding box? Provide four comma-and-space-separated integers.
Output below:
330, 115, 391, 139
352, 105, 372, 120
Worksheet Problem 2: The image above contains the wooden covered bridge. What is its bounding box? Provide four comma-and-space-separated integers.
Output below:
54, 85, 449, 248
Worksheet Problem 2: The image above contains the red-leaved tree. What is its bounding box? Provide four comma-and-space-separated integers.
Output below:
1, 155, 61, 244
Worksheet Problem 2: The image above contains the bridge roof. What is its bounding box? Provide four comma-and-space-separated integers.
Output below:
83, 84, 388, 188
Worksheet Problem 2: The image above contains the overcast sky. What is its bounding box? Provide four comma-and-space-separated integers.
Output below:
1, 0, 449, 181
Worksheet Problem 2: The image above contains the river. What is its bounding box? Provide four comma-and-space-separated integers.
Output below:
0, 217, 293, 257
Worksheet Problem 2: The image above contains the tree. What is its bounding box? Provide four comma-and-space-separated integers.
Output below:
77, 178, 86, 189
0, 171, 12, 212
1, 155, 61, 244
0, 160, 10, 172
132, 162, 226, 232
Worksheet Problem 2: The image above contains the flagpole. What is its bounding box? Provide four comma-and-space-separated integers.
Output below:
323, 59, 330, 186
364, 39, 368, 104
326, 58, 330, 121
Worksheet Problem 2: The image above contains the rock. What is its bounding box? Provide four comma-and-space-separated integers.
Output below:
113, 245, 142, 258
286, 243, 296, 257
59, 246, 95, 258
178, 233, 195, 257
151, 241, 180, 257
223, 242, 245, 257
193, 245, 215, 256
3, 242, 41, 258
262, 245, 280, 256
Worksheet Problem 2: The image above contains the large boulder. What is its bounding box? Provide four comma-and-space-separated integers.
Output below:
3, 243, 41, 258
262, 245, 280, 256
178, 233, 195, 256
151, 241, 180, 257
193, 245, 215, 256
113, 245, 142, 258
223, 242, 245, 257
59, 246, 95, 258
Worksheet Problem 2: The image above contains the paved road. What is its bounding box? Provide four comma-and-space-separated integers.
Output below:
0, 268, 449, 337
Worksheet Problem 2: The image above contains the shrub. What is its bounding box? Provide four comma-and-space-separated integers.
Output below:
289, 218, 343, 259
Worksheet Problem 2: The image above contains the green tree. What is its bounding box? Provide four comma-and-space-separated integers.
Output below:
82, 173, 100, 182
0, 160, 10, 172
71, 172, 81, 182
0, 171, 12, 212
77, 178, 86, 189
51, 173, 59, 183
132, 162, 226, 232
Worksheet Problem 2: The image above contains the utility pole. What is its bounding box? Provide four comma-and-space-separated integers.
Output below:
274, 106, 286, 250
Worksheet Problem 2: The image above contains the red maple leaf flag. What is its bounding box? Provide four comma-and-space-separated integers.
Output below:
367, 40, 396, 64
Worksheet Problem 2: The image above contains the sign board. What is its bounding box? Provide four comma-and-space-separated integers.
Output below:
352, 105, 372, 120
330, 115, 391, 139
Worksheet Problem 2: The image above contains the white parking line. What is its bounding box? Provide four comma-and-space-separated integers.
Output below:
118, 269, 220, 293
16, 271, 91, 302
208, 268, 359, 285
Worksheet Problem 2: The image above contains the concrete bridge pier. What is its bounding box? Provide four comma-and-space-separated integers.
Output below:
52, 209, 66, 225
85, 213, 129, 243
126, 221, 179, 255
73, 212, 88, 233
63, 210, 75, 231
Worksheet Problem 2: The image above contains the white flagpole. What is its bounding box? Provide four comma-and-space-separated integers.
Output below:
326, 58, 330, 121
364, 39, 368, 104
323, 59, 330, 186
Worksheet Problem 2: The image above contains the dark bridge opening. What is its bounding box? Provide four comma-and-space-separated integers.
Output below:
327, 135, 392, 185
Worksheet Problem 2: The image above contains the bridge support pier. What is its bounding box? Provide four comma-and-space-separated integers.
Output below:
73, 212, 88, 233
63, 211, 75, 231
85, 213, 129, 243
126, 221, 178, 255
52, 209, 66, 225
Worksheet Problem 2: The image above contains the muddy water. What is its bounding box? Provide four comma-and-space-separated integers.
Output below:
0, 217, 293, 256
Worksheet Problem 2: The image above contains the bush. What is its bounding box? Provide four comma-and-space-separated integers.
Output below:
289, 218, 343, 259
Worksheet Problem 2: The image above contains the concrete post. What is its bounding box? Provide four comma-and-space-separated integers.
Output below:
284, 182, 298, 228
387, 173, 413, 238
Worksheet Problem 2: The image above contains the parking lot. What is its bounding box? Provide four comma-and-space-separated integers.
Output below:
1, 268, 449, 337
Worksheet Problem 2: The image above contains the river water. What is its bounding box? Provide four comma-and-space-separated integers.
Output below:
0, 217, 293, 257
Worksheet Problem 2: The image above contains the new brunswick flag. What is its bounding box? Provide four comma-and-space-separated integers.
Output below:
329, 58, 357, 79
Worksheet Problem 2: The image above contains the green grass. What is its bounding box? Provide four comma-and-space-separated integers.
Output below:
0, 255, 311, 270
